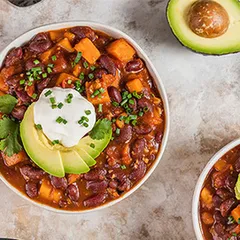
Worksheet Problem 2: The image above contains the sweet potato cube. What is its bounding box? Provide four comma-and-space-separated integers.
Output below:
68, 174, 81, 185
0, 74, 9, 92
1, 150, 27, 167
74, 38, 100, 64
57, 38, 75, 53
49, 30, 63, 42
64, 32, 75, 42
51, 189, 62, 203
126, 78, 143, 93
85, 79, 110, 105
56, 73, 79, 86
39, 179, 53, 199
231, 205, 240, 222
107, 39, 136, 62
39, 47, 55, 63
200, 187, 213, 209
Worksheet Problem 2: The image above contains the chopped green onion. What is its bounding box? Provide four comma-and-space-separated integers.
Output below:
99, 88, 105, 93
48, 63, 54, 68
111, 136, 115, 141
56, 116, 63, 123
57, 102, 64, 109
44, 90, 52, 97
83, 122, 89, 128
51, 104, 57, 109
112, 118, 116, 123
32, 93, 38, 99
98, 104, 103, 112
132, 91, 142, 99
132, 120, 137, 126
42, 73, 47, 78
74, 52, 82, 64
129, 115, 137, 120
143, 107, 149, 112
67, 80, 72, 84
47, 67, 52, 74
90, 143, 95, 148
138, 111, 144, 117
90, 66, 96, 71
122, 91, 129, 99
79, 72, 85, 80
127, 93, 132, 99
120, 99, 128, 106
19, 79, 25, 85
63, 119, 68, 124
91, 89, 100, 98
88, 73, 94, 79
31, 67, 41, 72
34, 59, 40, 65
51, 55, 57, 61
112, 101, 119, 107
120, 165, 126, 170
50, 97, 56, 104
116, 128, 120, 135
85, 110, 91, 115
52, 140, 60, 145
35, 124, 42, 130
78, 119, 84, 124
65, 93, 73, 103
27, 81, 33, 86
75, 80, 81, 88
83, 61, 89, 69
129, 99, 134, 105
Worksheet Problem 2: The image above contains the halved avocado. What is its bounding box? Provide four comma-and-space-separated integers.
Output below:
20, 104, 65, 177
167, 0, 240, 55
61, 150, 90, 174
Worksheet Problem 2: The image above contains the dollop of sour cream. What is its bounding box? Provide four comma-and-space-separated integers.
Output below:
34, 87, 96, 148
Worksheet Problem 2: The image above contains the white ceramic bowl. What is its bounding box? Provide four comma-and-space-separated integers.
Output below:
192, 138, 240, 239
0, 21, 170, 213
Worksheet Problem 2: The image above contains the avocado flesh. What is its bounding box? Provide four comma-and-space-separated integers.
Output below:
61, 150, 90, 174
20, 104, 65, 177
167, 0, 240, 55
20, 103, 112, 176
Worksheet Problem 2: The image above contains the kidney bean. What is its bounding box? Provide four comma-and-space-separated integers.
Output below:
11, 105, 27, 120
129, 98, 137, 111
109, 180, 118, 189
83, 193, 107, 208
94, 35, 110, 48
216, 189, 233, 200
214, 211, 226, 225
84, 168, 107, 181
20, 165, 45, 181
118, 178, 131, 192
98, 55, 117, 75
131, 138, 146, 159
15, 89, 32, 104
220, 198, 237, 217
25, 182, 38, 198
109, 170, 128, 183
66, 183, 80, 202
93, 69, 108, 79
225, 175, 237, 192
155, 131, 163, 143
25, 58, 45, 71
6, 75, 20, 87
235, 157, 240, 173
50, 176, 68, 190
137, 97, 153, 112
29, 33, 52, 54
59, 199, 68, 208
214, 223, 226, 237
70, 26, 96, 42
226, 223, 238, 232
116, 125, 132, 143
86, 180, 108, 193
37, 77, 51, 92
125, 59, 143, 72
134, 123, 153, 135
108, 86, 122, 103
212, 165, 231, 189
129, 160, 147, 182
4, 47, 23, 67
149, 154, 156, 161
212, 195, 223, 208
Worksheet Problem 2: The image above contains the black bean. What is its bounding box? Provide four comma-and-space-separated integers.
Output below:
50, 176, 68, 190
125, 59, 143, 72
131, 138, 146, 159
25, 182, 38, 198
83, 193, 107, 208
108, 86, 122, 103
98, 55, 117, 75
11, 105, 27, 120
116, 125, 132, 143
66, 183, 80, 202
20, 165, 45, 181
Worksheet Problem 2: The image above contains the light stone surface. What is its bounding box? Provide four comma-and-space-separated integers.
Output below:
0, 0, 240, 239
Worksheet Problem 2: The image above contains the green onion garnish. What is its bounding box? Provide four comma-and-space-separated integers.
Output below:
132, 91, 142, 99
42, 73, 47, 78
91, 89, 100, 98
50, 97, 56, 104
85, 110, 91, 115
129, 99, 134, 105
120, 165, 126, 170
34, 59, 40, 65
116, 128, 120, 135
90, 143, 95, 148
99, 88, 105, 93
56, 116, 63, 123
83, 122, 89, 127
35, 124, 42, 130
88, 73, 94, 79
51, 55, 57, 61
138, 111, 144, 117
44, 90, 52, 97
143, 107, 149, 112
52, 140, 60, 145
79, 72, 85, 80
83, 61, 89, 69
58, 102, 64, 109
27, 81, 33, 86
90, 66, 96, 71
48, 63, 54, 68
74, 52, 82, 64
51, 104, 57, 109
132, 120, 137, 126
67, 80, 72, 85
112, 102, 119, 107
98, 104, 103, 112
32, 93, 38, 99
47, 67, 52, 73
19, 79, 25, 85
63, 119, 68, 124
120, 99, 128, 106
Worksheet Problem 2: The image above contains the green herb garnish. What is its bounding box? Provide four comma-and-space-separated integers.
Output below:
51, 55, 57, 61
85, 110, 91, 115
52, 140, 60, 145
89, 119, 112, 140
74, 52, 82, 64
0, 95, 17, 114
98, 104, 103, 113
33, 59, 40, 65
120, 165, 126, 170
35, 124, 42, 130
57, 102, 64, 109
44, 90, 52, 97
90, 143, 95, 148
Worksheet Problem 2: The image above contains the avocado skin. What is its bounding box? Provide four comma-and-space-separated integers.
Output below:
166, 0, 240, 56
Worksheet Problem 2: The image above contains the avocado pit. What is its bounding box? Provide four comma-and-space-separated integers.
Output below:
188, 0, 230, 38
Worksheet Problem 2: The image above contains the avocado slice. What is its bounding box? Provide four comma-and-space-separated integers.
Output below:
20, 104, 65, 177
167, 0, 240, 55
74, 148, 96, 167
61, 150, 90, 174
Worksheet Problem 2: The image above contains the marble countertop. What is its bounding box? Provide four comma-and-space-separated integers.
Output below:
0, 0, 240, 239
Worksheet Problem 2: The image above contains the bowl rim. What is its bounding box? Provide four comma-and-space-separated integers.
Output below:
192, 138, 240, 239
0, 21, 170, 214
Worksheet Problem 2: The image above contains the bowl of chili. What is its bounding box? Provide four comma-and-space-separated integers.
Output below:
192, 138, 240, 239
0, 21, 170, 213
